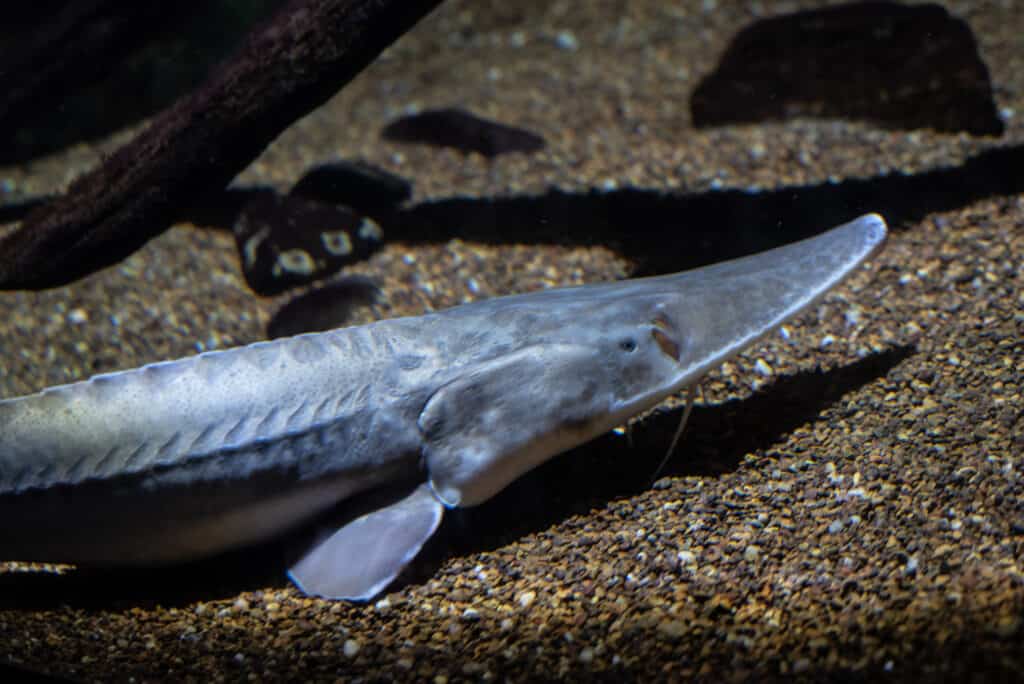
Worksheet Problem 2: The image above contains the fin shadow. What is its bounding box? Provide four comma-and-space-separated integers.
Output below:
690, 2, 1004, 136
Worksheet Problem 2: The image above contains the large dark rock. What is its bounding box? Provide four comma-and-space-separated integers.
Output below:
691, 2, 1003, 136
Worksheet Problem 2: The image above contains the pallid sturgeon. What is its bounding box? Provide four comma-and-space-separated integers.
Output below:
0, 214, 887, 600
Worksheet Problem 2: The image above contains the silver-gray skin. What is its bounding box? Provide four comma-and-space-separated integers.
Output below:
0, 214, 887, 600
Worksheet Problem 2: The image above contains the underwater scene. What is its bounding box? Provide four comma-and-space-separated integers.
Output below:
0, 0, 1021, 681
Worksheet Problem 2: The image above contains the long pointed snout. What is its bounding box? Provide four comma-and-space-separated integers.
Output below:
662, 213, 888, 386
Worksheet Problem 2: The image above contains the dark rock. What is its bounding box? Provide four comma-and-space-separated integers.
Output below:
290, 160, 413, 210
382, 107, 546, 158
267, 275, 383, 339
690, 2, 1004, 136
234, 193, 383, 297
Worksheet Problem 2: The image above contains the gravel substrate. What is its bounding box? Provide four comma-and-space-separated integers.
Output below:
1, 1, 1022, 681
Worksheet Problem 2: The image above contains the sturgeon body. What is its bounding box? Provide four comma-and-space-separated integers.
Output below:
0, 214, 887, 599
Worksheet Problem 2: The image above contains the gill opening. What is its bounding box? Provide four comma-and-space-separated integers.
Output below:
651, 313, 680, 361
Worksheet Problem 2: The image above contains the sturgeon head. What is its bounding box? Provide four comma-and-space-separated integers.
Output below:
419, 213, 888, 508
282, 213, 889, 601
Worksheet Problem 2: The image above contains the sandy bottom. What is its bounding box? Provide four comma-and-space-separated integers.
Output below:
1, 1, 1022, 681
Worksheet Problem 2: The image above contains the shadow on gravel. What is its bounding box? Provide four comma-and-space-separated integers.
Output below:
0, 345, 912, 610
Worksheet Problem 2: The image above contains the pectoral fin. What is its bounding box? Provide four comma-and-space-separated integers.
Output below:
287, 482, 443, 600
420, 344, 611, 508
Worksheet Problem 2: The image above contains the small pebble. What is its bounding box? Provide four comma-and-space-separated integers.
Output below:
66, 308, 88, 324
658, 620, 687, 640
555, 30, 579, 50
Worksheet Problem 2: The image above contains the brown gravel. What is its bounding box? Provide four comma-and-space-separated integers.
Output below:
2, 1, 1023, 681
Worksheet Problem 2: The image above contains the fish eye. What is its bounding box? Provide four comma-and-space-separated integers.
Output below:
619, 337, 638, 353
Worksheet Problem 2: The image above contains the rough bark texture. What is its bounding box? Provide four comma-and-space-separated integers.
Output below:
0, 0, 444, 290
